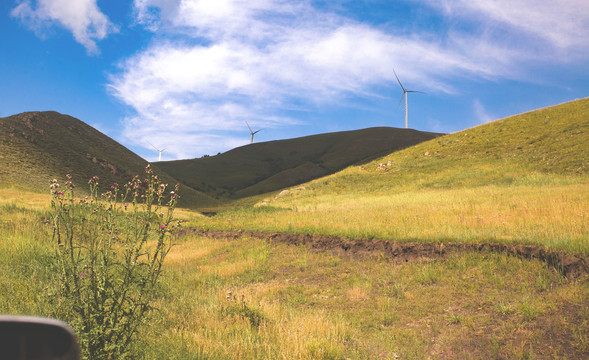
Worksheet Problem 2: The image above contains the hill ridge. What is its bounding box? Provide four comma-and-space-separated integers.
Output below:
156, 126, 443, 200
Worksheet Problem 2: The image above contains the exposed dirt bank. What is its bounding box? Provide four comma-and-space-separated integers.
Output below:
179, 229, 588, 277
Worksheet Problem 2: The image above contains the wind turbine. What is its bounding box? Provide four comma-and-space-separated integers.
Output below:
394, 69, 424, 129
245, 120, 262, 144
147, 141, 166, 162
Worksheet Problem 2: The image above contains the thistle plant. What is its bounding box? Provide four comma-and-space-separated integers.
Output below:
49, 165, 180, 359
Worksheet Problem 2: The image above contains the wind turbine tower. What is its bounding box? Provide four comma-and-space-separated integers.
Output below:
246, 120, 262, 144
148, 141, 167, 162
394, 69, 424, 129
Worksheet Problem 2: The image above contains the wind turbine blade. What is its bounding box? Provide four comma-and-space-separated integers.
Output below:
397, 93, 405, 108
245, 120, 253, 133
393, 69, 406, 92
253, 129, 263, 135
147, 141, 160, 152
407, 90, 425, 94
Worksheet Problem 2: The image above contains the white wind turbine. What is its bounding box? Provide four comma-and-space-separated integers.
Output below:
147, 141, 167, 162
246, 120, 262, 144
394, 69, 424, 129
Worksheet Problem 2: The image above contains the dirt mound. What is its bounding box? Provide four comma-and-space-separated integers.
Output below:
178, 229, 588, 277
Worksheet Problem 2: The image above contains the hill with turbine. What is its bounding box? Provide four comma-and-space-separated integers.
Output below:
201, 97, 588, 256
0, 111, 219, 208
262, 97, 589, 202
155, 127, 443, 200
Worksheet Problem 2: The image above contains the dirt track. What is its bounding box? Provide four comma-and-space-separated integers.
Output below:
179, 229, 588, 277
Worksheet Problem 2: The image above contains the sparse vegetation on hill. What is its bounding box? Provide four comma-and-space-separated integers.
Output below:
0, 111, 219, 208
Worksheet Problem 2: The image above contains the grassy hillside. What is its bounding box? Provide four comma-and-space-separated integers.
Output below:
305, 97, 588, 193
156, 127, 442, 201
0, 111, 219, 208
202, 98, 589, 253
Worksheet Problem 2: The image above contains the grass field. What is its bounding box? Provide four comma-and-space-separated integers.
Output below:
1, 99, 588, 358
200, 182, 589, 254
0, 185, 587, 359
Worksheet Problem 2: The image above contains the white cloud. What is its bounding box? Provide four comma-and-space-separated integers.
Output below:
113, 0, 526, 158
11, 0, 117, 54
421, 0, 589, 59
109, 0, 589, 159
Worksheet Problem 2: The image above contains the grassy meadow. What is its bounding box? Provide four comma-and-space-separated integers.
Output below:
199, 181, 588, 255
0, 182, 587, 358
0, 99, 588, 358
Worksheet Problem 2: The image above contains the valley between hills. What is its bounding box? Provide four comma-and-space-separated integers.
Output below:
0, 98, 587, 358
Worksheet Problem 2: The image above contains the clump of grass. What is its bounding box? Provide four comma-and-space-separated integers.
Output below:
221, 291, 267, 329
416, 264, 439, 285
445, 313, 464, 325
390, 282, 406, 299
518, 298, 540, 321
494, 301, 514, 316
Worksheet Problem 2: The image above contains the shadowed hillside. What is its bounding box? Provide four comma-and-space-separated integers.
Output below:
0, 111, 219, 208
157, 127, 443, 200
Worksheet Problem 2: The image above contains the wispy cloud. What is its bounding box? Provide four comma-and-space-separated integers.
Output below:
11, 0, 117, 54
111, 0, 538, 159
473, 99, 495, 125
421, 0, 589, 60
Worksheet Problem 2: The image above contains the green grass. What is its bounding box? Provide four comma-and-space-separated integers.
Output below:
1, 188, 587, 359
201, 183, 588, 254
0, 199, 56, 316
197, 98, 589, 254
136, 235, 588, 359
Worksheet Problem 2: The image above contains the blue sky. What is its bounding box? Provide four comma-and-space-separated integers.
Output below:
1, 0, 588, 161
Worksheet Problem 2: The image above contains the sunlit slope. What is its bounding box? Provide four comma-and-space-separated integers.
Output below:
288, 98, 589, 195
0, 111, 219, 208
157, 127, 442, 200
205, 98, 589, 253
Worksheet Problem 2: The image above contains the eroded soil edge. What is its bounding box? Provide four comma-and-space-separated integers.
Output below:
180, 229, 588, 276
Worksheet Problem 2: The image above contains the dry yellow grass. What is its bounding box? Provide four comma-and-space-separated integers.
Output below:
135, 234, 589, 359
205, 183, 588, 253
0, 188, 50, 210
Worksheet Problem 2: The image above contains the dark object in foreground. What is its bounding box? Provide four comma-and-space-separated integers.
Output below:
0, 316, 80, 360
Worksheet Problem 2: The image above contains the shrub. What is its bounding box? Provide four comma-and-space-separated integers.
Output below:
49, 166, 179, 359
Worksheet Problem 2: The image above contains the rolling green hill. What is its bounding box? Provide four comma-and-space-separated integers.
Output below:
202, 98, 589, 253
156, 127, 442, 200
0, 111, 219, 208
283, 97, 589, 196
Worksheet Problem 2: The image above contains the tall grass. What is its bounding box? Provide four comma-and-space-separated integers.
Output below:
134, 235, 587, 359
0, 200, 55, 316
1, 190, 587, 359
203, 182, 589, 254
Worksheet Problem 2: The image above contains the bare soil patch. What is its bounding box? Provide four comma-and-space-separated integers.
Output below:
178, 229, 588, 277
